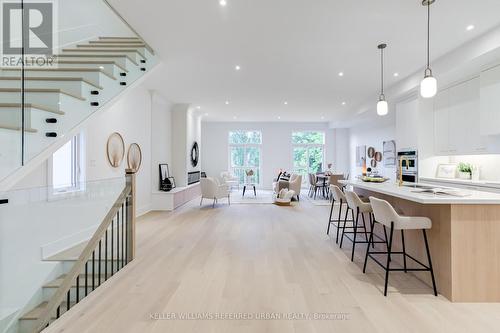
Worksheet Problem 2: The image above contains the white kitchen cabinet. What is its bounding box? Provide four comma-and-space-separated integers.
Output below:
480, 65, 500, 136
433, 77, 496, 155
395, 97, 418, 150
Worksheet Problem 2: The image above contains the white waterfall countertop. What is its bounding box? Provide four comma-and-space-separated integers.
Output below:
339, 179, 500, 205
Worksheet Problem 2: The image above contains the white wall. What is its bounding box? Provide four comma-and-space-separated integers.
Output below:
151, 93, 174, 192
348, 117, 397, 181
201, 121, 339, 189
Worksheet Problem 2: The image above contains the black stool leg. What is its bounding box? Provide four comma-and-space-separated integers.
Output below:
369, 213, 375, 248
361, 212, 369, 243
335, 200, 343, 244
401, 230, 407, 273
363, 217, 375, 273
423, 230, 438, 296
351, 208, 360, 262
384, 222, 395, 296
383, 225, 391, 262
340, 207, 350, 248
327, 198, 335, 235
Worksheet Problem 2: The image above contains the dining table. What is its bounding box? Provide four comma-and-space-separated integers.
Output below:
315, 173, 345, 199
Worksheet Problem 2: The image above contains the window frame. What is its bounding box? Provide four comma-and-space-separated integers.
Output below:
48, 133, 85, 199
228, 130, 263, 186
291, 131, 326, 184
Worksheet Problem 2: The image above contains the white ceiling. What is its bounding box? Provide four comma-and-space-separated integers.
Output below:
109, 0, 500, 123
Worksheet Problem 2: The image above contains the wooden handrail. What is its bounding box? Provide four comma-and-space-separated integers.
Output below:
33, 174, 134, 332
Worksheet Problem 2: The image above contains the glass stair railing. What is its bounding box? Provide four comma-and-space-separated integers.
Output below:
0, 0, 157, 185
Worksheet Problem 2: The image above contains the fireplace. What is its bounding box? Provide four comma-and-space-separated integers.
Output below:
188, 171, 201, 185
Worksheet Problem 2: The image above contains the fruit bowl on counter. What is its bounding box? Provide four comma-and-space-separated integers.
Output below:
361, 176, 389, 183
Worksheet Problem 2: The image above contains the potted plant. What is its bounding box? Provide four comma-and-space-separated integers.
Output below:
458, 162, 473, 180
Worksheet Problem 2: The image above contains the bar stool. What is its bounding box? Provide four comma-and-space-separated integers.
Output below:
327, 185, 353, 243
365, 197, 438, 297
341, 191, 372, 262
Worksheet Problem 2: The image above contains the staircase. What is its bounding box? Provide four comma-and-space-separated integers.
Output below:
0, 36, 157, 183
12, 171, 137, 333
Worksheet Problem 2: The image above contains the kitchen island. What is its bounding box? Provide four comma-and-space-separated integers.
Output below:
340, 179, 500, 302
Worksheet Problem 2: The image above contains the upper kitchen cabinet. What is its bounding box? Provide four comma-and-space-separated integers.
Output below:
433, 77, 496, 155
480, 65, 500, 136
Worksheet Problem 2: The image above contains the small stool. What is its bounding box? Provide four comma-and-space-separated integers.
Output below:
327, 185, 353, 243
365, 197, 438, 297
341, 191, 372, 262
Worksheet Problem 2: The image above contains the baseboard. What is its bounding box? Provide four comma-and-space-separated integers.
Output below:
137, 204, 152, 217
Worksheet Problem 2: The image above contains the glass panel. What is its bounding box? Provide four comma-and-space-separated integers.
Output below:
230, 147, 244, 167
245, 147, 260, 167
52, 140, 73, 189
308, 147, 324, 173
228, 131, 262, 144
292, 131, 325, 144
293, 147, 307, 168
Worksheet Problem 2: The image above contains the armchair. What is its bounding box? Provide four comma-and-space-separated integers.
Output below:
273, 174, 302, 201
200, 177, 231, 208
220, 171, 239, 190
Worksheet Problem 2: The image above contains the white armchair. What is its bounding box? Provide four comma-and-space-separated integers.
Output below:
273, 174, 302, 201
200, 177, 231, 207
220, 171, 239, 190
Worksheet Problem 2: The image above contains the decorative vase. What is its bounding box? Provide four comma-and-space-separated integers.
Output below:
458, 172, 471, 180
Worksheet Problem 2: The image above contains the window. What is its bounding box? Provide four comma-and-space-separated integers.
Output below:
228, 131, 262, 185
50, 134, 84, 194
292, 131, 325, 184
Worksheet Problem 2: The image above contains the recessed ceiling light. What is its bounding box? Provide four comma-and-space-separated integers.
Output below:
393, 72, 399, 77
342, 101, 346, 106
196, 106, 201, 110
284, 101, 288, 105
99, 66, 104, 70
235, 65, 241, 71
277, 116, 281, 120
219, 0, 227, 6
225, 101, 230, 105
321, 116, 325, 120
338, 72, 344, 77
233, 116, 237, 120
466, 24, 475, 31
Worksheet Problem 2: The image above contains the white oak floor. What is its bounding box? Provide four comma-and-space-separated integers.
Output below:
45, 199, 500, 333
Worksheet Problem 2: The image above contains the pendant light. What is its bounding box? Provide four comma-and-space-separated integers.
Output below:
377, 43, 388, 116
420, 0, 437, 98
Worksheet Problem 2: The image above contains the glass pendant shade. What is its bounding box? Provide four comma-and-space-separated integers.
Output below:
420, 74, 437, 98
377, 98, 388, 116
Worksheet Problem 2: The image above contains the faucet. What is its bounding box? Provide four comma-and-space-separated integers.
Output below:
398, 156, 409, 187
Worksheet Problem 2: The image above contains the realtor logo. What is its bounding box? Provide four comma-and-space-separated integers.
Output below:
1, 0, 57, 66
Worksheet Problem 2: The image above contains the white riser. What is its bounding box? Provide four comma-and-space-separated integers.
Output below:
0, 80, 98, 100
53, 62, 126, 78
0, 91, 88, 115
56, 55, 137, 70
0, 129, 23, 179
0, 69, 112, 88
76, 46, 153, 59
62, 50, 145, 64
0, 107, 60, 128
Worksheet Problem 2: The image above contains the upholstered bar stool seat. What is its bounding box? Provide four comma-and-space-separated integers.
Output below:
365, 196, 438, 297
327, 185, 354, 243
341, 191, 373, 262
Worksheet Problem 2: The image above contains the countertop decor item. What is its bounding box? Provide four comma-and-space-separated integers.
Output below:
383, 140, 396, 167
106, 132, 125, 168
371, 159, 377, 168
436, 164, 457, 179
361, 176, 388, 183
367, 147, 375, 158
458, 162, 473, 180
190, 142, 199, 167
127, 143, 142, 172
374, 151, 382, 162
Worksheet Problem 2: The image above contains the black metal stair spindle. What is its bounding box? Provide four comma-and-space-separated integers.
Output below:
111, 218, 114, 276
98, 239, 102, 286
92, 250, 95, 290
105, 229, 108, 280
125, 197, 128, 264
85, 262, 88, 296
56, 306, 60, 319
76, 276, 80, 303
66, 290, 70, 311
116, 211, 120, 271
121, 203, 124, 269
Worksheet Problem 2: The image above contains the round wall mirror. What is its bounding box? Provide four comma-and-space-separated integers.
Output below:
190, 142, 199, 167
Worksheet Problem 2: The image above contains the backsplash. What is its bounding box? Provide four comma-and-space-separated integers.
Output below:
420, 155, 500, 182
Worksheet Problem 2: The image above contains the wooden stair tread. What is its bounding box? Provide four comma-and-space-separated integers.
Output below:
20, 301, 76, 320
98, 36, 142, 40
62, 48, 146, 59
43, 274, 109, 288
0, 67, 116, 80
0, 103, 65, 115
0, 124, 37, 133
56, 54, 138, 66
0, 76, 102, 89
84, 42, 154, 54
0, 88, 85, 101
54, 60, 128, 72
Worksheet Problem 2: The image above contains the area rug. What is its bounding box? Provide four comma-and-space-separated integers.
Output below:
230, 190, 276, 204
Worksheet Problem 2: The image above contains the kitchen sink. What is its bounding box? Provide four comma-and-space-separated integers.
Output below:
402, 184, 435, 190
